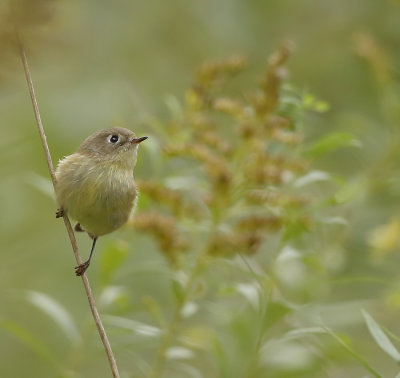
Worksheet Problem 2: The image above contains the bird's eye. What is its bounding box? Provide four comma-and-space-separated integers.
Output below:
109, 135, 119, 143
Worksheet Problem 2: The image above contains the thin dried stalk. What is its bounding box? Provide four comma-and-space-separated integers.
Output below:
18, 43, 120, 378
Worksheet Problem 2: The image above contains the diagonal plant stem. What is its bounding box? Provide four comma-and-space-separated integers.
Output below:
18, 42, 120, 377
148, 252, 207, 378
148, 276, 193, 378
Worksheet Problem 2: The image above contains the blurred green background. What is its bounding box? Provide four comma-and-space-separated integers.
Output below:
1, 0, 400, 377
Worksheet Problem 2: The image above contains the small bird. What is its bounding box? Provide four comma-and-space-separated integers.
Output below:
55, 127, 147, 276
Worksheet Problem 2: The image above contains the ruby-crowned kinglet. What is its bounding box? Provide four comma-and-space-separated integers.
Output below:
55, 127, 147, 276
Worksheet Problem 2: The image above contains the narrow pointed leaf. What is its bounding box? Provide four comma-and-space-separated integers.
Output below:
362, 309, 400, 362
26, 291, 81, 344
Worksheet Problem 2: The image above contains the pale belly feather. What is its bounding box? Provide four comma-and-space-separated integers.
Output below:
56, 157, 137, 236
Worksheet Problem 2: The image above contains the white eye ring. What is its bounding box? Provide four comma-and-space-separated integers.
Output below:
108, 134, 119, 143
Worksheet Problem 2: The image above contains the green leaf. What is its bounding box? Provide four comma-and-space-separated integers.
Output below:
235, 282, 260, 310
283, 326, 327, 340
102, 315, 161, 337
212, 335, 231, 378
282, 216, 311, 241
324, 326, 381, 378
333, 180, 363, 204
263, 301, 293, 330
99, 285, 131, 311
313, 100, 330, 112
181, 326, 214, 349
302, 93, 316, 108
171, 270, 188, 304
302, 93, 330, 112
362, 309, 400, 362
172, 276, 186, 304
99, 241, 129, 285
166, 346, 194, 360
305, 132, 362, 158
25, 291, 81, 344
294, 170, 331, 187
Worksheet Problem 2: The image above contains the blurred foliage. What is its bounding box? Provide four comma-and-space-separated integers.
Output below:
2, 1, 400, 378
130, 44, 326, 377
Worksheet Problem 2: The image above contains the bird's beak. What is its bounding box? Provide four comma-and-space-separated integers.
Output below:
130, 136, 148, 144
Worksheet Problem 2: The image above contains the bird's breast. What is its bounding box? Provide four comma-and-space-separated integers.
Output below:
58, 160, 137, 236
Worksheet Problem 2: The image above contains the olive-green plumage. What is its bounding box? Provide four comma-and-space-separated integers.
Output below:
55, 127, 147, 275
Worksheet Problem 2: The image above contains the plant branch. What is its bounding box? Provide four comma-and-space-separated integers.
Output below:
148, 254, 206, 378
18, 40, 120, 378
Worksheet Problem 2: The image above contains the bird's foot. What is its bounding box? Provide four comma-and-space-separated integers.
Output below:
75, 260, 90, 276
56, 208, 64, 218
74, 223, 85, 232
